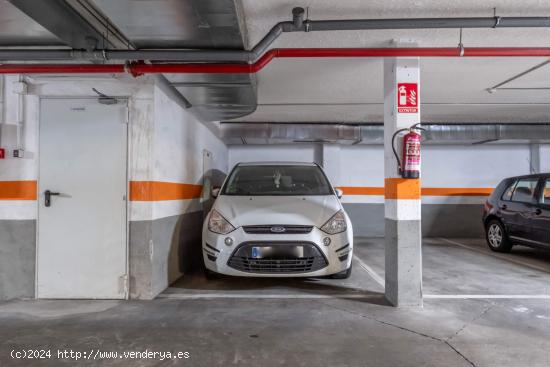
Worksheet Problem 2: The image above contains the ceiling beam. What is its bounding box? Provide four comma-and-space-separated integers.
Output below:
8, 0, 113, 49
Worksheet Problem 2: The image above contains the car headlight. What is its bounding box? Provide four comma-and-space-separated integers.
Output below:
208, 210, 236, 234
320, 210, 347, 234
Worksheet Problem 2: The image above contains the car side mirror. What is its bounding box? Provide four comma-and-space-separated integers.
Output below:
335, 188, 343, 199
212, 187, 220, 198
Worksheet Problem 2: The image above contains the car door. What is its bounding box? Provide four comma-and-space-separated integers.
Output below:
497, 179, 518, 234
506, 177, 540, 244
531, 178, 550, 247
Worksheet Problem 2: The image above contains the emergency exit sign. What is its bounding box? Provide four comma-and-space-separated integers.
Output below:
397, 83, 419, 113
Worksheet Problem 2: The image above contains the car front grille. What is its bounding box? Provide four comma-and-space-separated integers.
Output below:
242, 225, 313, 234
227, 242, 327, 274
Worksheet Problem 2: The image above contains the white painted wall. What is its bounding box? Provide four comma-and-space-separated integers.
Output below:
227, 143, 542, 222
0, 75, 160, 300
0, 90, 38, 220
0, 75, 230, 300
341, 144, 533, 188
153, 85, 227, 185
148, 84, 229, 297
340, 145, 384, 187
0, 77, 38, 182
228, 143, 538, 189
131, 84, 228, 221
422, 145, 531, 187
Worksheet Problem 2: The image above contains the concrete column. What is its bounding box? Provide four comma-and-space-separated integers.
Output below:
313, 143, 324, 167
321, 144, 341, 186
541, 145, 550, 172
383, 57, 423, 307
529, 143, 541, 174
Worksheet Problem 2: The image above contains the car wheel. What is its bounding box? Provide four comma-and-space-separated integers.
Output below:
331, 264, 352, 279
486, 219, 513, 253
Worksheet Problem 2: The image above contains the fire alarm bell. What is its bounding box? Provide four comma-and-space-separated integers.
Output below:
0, 148, 5, 159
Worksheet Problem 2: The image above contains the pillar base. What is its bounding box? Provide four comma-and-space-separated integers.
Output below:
384, 218, 423, 307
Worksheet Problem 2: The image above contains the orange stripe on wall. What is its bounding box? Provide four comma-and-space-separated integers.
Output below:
338, 185, 493, 197
421, 188, 493, 196
0, 180, 37, 200
339, 186, 385, 196
384, 178, 421, 200
0, 180, 493, 202
129, 181, 202, 201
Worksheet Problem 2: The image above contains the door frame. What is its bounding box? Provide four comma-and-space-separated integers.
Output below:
35, 96, 130, 299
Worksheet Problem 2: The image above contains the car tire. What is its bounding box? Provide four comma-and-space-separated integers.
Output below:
204, 268, 222, 280
485, 219, 513, 253
331, 264, 352, 279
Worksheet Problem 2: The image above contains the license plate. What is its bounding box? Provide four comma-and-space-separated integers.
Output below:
251, 247, 262, 259
251, 245, 304, 259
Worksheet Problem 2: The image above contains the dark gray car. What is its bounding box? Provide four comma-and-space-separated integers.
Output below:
482, 173, 550, 252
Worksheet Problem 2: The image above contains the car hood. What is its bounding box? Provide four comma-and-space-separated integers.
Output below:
213, 195, 342, 227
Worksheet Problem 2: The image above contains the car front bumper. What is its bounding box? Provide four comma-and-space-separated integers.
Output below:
202, 225, 353, 277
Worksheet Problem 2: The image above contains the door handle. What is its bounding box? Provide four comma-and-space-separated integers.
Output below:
44, 190, 60, 207
500, 204, 507, 210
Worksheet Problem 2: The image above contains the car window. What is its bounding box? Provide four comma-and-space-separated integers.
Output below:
510, 178, 539, 203
222, 165, 333, 196
542, 179, 550, 204
500, 180, 517, 201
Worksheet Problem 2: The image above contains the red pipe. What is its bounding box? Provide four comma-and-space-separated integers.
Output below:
2, 47, 550, 75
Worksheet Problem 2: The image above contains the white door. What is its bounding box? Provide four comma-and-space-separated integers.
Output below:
37, 98, 128, 299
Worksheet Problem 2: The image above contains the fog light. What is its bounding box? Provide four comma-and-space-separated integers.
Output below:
323, 237, 331, 246
224, 237, 234, 246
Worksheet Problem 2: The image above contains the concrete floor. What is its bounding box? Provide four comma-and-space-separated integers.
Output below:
1, 237, 550, 366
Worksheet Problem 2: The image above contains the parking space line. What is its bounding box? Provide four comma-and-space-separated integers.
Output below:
439, 237, 550, 274
157, 293, 380, 300
353, 255, 385, 287
158, 292, 550, 300
425, 294, 550, 299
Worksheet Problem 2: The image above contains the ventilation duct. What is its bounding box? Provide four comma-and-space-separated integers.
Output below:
220, 123, 550, 145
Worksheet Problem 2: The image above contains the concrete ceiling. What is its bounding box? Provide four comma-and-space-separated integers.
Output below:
1, 0, 550, 124
233, 0, 550, 123
0, 1, 62, 46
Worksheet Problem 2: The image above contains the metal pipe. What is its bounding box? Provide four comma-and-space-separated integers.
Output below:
0, 63, 125, 74
248, 23, 287, 62
3, 47, 550, 75
292, 7, 305, 29
298, 17, 550, 32
2, 10, 550, 62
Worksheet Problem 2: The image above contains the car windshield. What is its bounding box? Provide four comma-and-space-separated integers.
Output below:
222, 165, 333, 196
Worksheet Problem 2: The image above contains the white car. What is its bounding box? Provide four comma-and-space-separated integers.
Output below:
202, 162, 353, 279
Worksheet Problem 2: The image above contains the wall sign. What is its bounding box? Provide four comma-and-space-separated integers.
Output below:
397, 83, 419, 113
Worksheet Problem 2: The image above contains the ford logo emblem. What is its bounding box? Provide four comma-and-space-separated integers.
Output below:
270, 226, 286, 233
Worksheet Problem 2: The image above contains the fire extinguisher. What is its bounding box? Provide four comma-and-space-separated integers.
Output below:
392, 125, 423, 179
